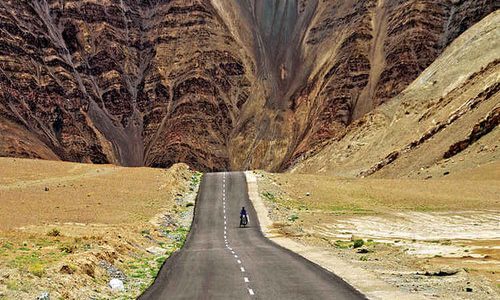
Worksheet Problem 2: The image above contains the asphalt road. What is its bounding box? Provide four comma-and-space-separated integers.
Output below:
140, 172, 365, 300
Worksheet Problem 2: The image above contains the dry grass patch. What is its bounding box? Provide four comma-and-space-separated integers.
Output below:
0, 158, 200, 299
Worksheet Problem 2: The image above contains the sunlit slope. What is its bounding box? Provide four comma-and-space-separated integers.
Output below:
292, 11, 499, 179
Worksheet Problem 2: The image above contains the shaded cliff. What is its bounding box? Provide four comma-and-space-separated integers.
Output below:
0, 0, 497, 171
0, 0, 252, 170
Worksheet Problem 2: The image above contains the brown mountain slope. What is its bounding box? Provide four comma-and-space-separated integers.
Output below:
0, 0, 252, 170
290, 11, 500, 179
0, 0, 497, 171
219, 0, 498, 170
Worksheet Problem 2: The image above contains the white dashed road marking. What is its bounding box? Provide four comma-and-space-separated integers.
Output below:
222, 173, 254, 296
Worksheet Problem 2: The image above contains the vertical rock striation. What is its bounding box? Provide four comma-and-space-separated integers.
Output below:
0, 0, 252, 170
0, 0, 497, 171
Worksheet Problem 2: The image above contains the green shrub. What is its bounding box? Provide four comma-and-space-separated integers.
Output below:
262, 191, 276, 202
353, 239, 364, 248
334, 240, 353, 249
29, 263, 45, 277
287, 214, 299, 222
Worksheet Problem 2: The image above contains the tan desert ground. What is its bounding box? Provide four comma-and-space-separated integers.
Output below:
0, 157, 201, 299
253, 161, 500, 299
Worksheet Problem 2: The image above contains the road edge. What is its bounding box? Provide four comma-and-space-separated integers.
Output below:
244, 171, 428, 300
138, 174, 204, 299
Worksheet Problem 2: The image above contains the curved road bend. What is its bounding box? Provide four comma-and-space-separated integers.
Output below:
140, 172, 366, 300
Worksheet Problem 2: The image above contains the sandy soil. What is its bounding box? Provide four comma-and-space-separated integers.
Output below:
0, 158, 201, 299
253, 163, 500, 299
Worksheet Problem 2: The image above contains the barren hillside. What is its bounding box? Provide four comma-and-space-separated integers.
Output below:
1, 0, 496, 171
292, 10, 499, 179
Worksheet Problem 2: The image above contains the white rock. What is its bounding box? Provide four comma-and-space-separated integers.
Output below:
109, 278, 125, 291
36, 292, 50, 300
147, 246, 166, 255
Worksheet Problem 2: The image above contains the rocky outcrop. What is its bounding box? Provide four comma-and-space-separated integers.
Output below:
444, 105, 500, 159
291, 11, 500, 178
0, 0, 251, 170
281, 0, 498, 170
0, 0, 497, 171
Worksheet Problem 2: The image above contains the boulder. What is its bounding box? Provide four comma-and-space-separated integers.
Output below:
109, 278, 125, 291
36, 292, 50, 300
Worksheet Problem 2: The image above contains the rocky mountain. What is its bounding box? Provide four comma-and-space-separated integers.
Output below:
0, 0, 497, 171
291, 11, 499, 179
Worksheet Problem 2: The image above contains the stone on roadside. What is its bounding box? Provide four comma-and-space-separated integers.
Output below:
109, 278, 125, 291
357, 247, 371, 254
147, 246, 166, 255
419, 267, 460, 276
36, 292, 50, 300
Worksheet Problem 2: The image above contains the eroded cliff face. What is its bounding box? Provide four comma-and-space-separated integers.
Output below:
223, 0, 497, 171
0, 0, 252, 170
0, 0, 497, 171
290, 11, 500, 178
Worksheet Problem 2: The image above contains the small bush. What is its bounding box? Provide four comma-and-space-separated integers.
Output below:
353, 239, 364, 248
190, 172, 203, 186
185, 202, 194, 207
6, 279, 20, 290
287, 214, 299, 222
2, 242, 13, 250
29, 263, 45, 277
262, 191, 276, 202
334, 240, 353, 249
47, 228, 61, 237
59, 244, 76, 254
60, 264, 77, 274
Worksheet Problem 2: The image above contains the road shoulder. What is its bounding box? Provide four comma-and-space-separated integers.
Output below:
245, 171, 427, 300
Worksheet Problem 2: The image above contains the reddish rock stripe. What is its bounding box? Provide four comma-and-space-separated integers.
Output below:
0, 0, 496, 171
